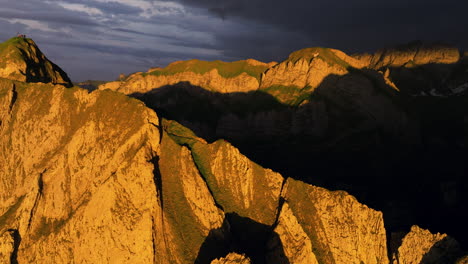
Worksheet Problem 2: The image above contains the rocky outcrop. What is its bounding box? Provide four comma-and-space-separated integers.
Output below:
157, 132, 226, 264
258, 47, 368, 105
99, 59, 273, 94
211, 253, 250, 264
0, 79, 163, 263
457, 256, 468, 264
1, 39, 466, 263
364, 42, 460, 69
267, 202, 319, 264
0, 77, 403, 263
259, 50, 346, 105
0, 230, 16, 263
190, 140, 284, 226
392, 225, 461, 264
281, 178, 389, 264
0, 37, 72, 86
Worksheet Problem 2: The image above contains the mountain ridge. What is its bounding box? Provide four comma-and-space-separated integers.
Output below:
0, 37, 466, 263
0, 37, 72, 87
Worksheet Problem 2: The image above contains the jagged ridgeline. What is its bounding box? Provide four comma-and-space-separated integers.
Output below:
0, 37, 72, 87
0, 37, 466, 264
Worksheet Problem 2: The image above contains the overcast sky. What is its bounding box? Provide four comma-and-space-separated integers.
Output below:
0, 0, 466, 82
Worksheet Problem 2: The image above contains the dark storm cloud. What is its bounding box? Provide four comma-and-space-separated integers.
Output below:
167, 0, 468, 52
0, 0, 466, 82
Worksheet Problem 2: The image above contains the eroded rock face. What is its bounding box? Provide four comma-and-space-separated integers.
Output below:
157, 133, 226, 264
0, 79, 162, 263
456, 255, 468, 264
392, 225, 461, 264
191, 140, 284, 226
281, 178, 389, 264
0, 37, 72, 86
267, 202, 318, 264
211, 253, 251, 264
366, 42, 460, 69
99, 59, 273, 95
0, 230, 16, 263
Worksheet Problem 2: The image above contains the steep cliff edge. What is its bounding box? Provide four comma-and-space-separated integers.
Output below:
0, 79, 463, 263
0, 37, 72, 86
99, 59, 275, 94
1, 36, 466, 263
0, 79, 162, 263
259, 47, 368, 105
356, 41, 460, 69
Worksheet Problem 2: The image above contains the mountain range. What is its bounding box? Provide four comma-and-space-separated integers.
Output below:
0, 37, 467, 263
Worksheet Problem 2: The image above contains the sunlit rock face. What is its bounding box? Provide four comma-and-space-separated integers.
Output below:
211, 253, 251, 264
355, 41, 460, 69
281, 178, 389, 264
0, 77, 396, 263
99, 59, 275, 94
259, 47, 368, 104
0, 37, 72, 86
266, 202, 319, 264
1, 38, 466, 263
0, 79, 162, 263
0, 230, 16, 263
391, 225, 461, 264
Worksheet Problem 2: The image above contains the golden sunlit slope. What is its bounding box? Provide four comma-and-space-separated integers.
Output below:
0, 37, 72, 86
99, 59, 276, 94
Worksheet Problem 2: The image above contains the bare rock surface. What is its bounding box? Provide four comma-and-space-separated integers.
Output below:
0, 230, 15, 263
392, 225, 461, 264
0, 37, 71, 86
99, 59, 272, 94
281, 178, 389, 264
157, 132, 225, 264
190, 140, 284, 226
267, 202, 319, 264
211, 253, 251, 264
0, 79, 162, 263
366, 42, 460, 69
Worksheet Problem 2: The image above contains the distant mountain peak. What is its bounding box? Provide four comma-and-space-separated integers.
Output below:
0, 37, 72, 87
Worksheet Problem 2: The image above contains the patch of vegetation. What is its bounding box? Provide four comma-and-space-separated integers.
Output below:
162, 119, 200, 147
34, 217, 68, 239
190, 141, 229, 208
159, 135, 208, 262
287, 47, 350, 69
143, 59, 269, 81
261, 85, 313, 106
0, 37, 31, 69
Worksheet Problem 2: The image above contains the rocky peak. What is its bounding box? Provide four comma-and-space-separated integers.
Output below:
366, 41, 460, 69
259, 47, 369, 105
0, 37, 72, 87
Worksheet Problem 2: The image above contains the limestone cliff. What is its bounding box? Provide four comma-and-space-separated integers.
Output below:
281, 178, 389, 264
190, 140, 284, 226
0, 230, 16, 263
1, 38, 466, 263
267, 202, 319, 264
211, 253, 250, 264
0, 77, 405, 263
0, 37, 72, 86
392, 225, 461, 264
0, 78, 162, 263
99, 59, 274, 94
359, 41, 460, 69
